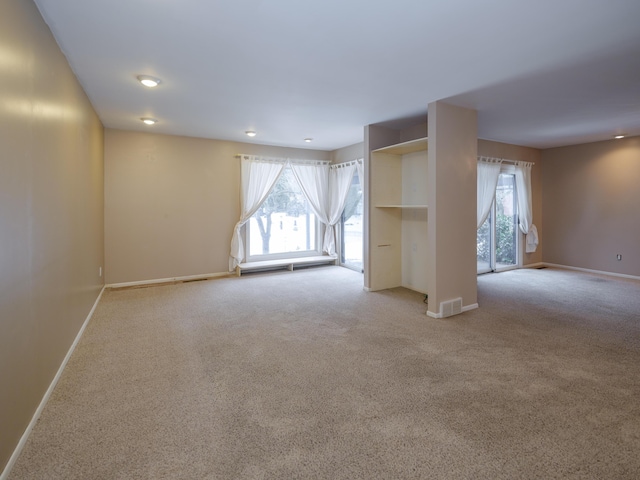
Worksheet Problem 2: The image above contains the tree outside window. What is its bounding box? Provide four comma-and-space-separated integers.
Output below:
248, 167, 317, 257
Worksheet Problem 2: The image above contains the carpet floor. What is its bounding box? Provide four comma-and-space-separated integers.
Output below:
8, 266, 640, 479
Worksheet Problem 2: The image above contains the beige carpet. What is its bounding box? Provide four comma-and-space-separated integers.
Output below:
9, 266, 640, 479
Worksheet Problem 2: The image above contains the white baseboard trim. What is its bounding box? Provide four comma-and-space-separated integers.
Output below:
0, 285, 106, 480
106, 271, 230, 289
426, 302, 478, 319
541, 263, 640, 281
463, 302, 480, 313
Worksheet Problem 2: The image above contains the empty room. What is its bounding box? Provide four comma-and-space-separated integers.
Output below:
1, 0, 640, 478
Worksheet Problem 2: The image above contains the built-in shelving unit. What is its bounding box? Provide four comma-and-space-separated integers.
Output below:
368, 136, 428, 293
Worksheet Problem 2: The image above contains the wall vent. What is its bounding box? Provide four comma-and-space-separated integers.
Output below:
439, 297, 463, 318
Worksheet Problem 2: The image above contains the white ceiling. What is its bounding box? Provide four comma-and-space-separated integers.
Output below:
34, 0, 640, 151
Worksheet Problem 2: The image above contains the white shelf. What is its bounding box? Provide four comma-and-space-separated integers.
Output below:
373, 137, 428, 155
376, 204, 428, 209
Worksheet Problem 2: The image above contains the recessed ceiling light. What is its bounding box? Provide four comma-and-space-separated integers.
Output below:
304, 138, 313, 143
137, 75, 161, 88
245, 131, 257, 137
141, 117, 157, 125
614, 134, 625, 139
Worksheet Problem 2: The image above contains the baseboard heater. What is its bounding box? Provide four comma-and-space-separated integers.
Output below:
235, 255, 337, 277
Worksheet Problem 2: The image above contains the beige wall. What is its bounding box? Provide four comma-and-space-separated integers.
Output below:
0, 0, 104, 473
399, 122, 428, 143
330, 142, 363, 164
478, 139, 543, 266
542, 136, 640, 276
104, 129, 330, 284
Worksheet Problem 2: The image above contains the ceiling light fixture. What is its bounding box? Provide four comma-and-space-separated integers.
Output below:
614, 134, 625, 139
304, 138, 313, 143
141, 117, 157, 125
245, 131, 257, 137
137, 75, 161, 88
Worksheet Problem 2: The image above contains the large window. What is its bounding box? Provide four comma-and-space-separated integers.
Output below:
246, 166, 320, 260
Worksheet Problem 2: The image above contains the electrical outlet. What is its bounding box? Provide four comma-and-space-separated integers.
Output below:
616, 254, 622, 261
99, 266, 103, 277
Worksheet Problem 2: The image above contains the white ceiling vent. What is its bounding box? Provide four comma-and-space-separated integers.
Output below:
439, 298, 463, 318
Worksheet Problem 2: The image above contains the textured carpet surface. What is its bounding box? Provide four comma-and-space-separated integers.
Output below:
9, 266, 640, 479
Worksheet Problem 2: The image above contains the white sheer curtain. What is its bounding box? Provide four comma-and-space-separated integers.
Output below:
229, 156, 285, 270
355, 159, 364, 188
515, 161, 538, 252
325, 162, 357, 255
290, 161, 332, 253
477, 157, 503, 229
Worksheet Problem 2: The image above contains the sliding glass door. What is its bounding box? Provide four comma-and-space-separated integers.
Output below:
477, 173, 518, 273
340, 170, 363, 272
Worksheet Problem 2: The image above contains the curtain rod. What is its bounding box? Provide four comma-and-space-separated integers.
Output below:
234, 154, 330, 165
478, 155, 535, 166
331, 158, 363, 168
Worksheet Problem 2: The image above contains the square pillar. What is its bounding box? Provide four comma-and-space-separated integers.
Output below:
426, 101, 478, 317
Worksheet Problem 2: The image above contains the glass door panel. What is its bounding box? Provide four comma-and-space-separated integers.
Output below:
495, 174, 517, 271
477, 173, 518, 274
477, 215, 492, 274
340, 171, 363, 272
